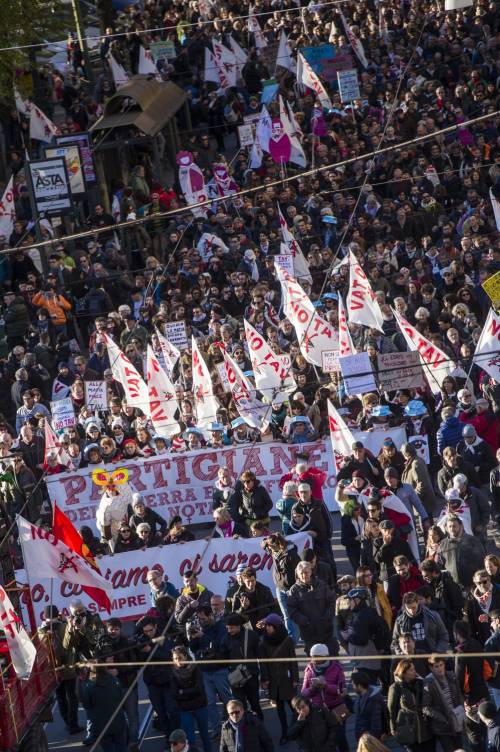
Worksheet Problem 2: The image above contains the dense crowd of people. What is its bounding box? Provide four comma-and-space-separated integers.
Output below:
1, 0, 500, 750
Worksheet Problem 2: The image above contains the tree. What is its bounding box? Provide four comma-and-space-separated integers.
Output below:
0, 0, 65, 105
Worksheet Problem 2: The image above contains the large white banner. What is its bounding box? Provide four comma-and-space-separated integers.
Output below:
46, 433, 406, 532
17, 533, 310, 624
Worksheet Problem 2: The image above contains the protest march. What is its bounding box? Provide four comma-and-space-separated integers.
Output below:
0, 0, 499, 750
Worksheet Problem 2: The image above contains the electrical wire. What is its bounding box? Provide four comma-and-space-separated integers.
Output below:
4, 107, 498, 258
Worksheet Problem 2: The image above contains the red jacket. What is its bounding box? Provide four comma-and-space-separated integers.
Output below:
468, 411, 499, 453
279, 466, 327, 501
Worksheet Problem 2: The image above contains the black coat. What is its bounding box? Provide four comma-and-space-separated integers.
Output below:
422, 671, 464, 736
259, 626, 298, 701
271, 543, 300, 591
233, 582, 277, 628
464, 587, 500, 645
220, 712, 274, 752
288, 704, 337, 752
373, 534, 416, 581
388, 677, 432, 744
231, 479, 273, 522
428, 571, 464, 635
288, 580, 335, 645
340, 514, 362, 558
221, 627, 260, 677
171, 664, 207, 711
455, 638, 490, 702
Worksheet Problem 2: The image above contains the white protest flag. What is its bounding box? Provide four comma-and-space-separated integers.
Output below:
275, 266, 338, 367
328, 400, 355, 473
204, 47, 221, 84
108, 53, 129, 88
490, 188, 500, 232
296, 52, 332, 110
393, 309, 455, 395
51, 378, 71, 401
29, 104, 59, 143
212, 40, 238, 89
279, 96, 306, 168
287, 100, 303, 138
192, 337, 219, 429
244, 319, 295, 404
255, 105, 272, 153
0, 176, 16, 241
229, 36, 248, 74
14, 88, 30, 116
472, 309, 500, 382
18, 516, 113, 597
277, 204, 312, 284
248, 5, 267, 49
339, 11, 368, 69
445, 0, 473, 8
44, 419, 73, 469
146, 345, 181, 438
338, 295, 355, 356
156, 328, 181, 378
196, 232, 229, 261
276, 29, 295, 73
222, 349, 269, 430
102, 333, 150, 416
346, 250, 384, 331
0, 586, 37, 678
249, 138, 264, 169
139, 45, 158, 76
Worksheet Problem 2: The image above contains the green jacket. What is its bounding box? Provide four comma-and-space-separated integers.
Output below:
3, 297, 29, 338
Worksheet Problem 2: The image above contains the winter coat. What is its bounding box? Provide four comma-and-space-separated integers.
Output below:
174, 584, 213, 625
436, 415, 463, 454
279, 467, 327, 502
231, 479, 273, 522
462, 486, 491, 534
387, 566, 425, 613
220, 712, 274, 752
340, 514, 362, 560
388, 677, 432, 744
188, 618, 228, 671
301, 660, 346, 710
464, 586, 500, 645
422, 671, 464, 736
437, 458, 479, 497
457, 437, 495, 483
259, 626, 298, 701
428, 571, 464, 635
440, 533, 485, 588
401, 456, 438, 515
142, 640, 174, 687
348, 602, 390, 650
81, 672, 126, 736
171, 663, 207, 711
129, 508, 168, 538
221, 626, 260, 677
485, 630, 500, 689
271, 543, 300, 591
391, 605, 450, 655
288, 579, 335, 645
287, 704, 337, 752
233, 581, 277, 628
276, 495, 296, 533
468, 409, 499, 452
4, 296, 29, 338
373, 534, 416, 582
212, 485, 236, 511
353, 686, 385, 740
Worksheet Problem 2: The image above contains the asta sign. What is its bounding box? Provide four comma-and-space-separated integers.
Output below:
27, 157, 72, 215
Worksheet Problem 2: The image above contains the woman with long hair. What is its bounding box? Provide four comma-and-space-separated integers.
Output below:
171, 646, 212, 752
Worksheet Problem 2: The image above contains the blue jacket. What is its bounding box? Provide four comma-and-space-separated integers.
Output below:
437, 415, 463, 454
188, 619, 228, 672
353, 686, 385, 740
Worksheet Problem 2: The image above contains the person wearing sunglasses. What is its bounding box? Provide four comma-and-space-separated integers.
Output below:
463, 570, 500, 647
220, 700, 273, 752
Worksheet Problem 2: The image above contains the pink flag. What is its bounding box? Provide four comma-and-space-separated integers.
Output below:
176, 151, 207, 217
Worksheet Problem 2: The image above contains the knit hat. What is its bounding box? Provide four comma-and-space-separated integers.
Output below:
264, 613, 284, 627
310, 643, 329, 657
478, 701, 497, 720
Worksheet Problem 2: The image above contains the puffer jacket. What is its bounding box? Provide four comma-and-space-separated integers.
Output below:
171, 663, 207, 711
440, 533, 485, 588
4, 296, 29, 338
301, 660, 346, 710
436, 415, 463, 454
388, 677, 432, 745
231, 479, 272, 521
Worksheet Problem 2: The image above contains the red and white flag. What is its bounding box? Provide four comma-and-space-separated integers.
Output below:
328, 400, 355, 472
108, 53, 129, 88
277, 204, 312, 285
103, 333, 150, 417
338, 295, 355, 356
44, 419, 73, 469
29, 105, 59, 143
53, 505, 111, 613
192, 337, 219, 429
212, 40, 238, 89
146, 345, 181, 438
229, 36, 248, 74
276, 29, 295, 74
346, 250, 384, 331
139, 45, 158, 76
339, 11, 368, 69
244, 319, 295, 405
0, 586, 37, 678
18, 516, 113, 607
473, 309, 500, 382
394, 309, 455, 395
248, 5, 267, 49
204, 47, 221, 85
156, 327, 181, 378
275, 266, 339, 367
222, 350, 269, 430
14, 87, 31, 116
51, 378, 71, 401
0, 176, 16, 241
279, 96, 306, 168
296, 53, 332, 110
